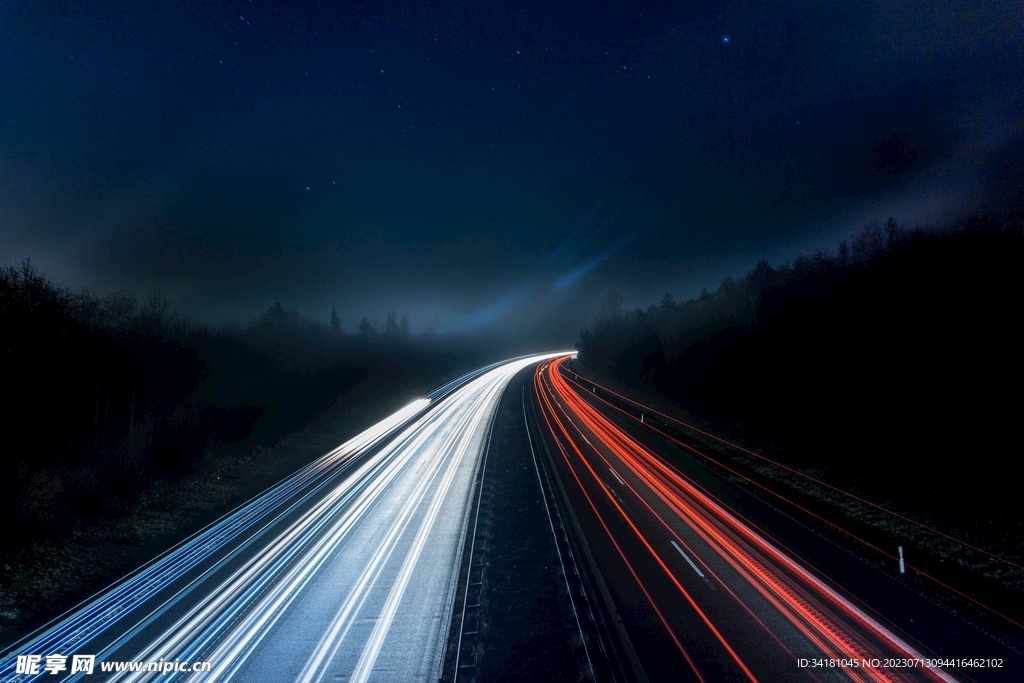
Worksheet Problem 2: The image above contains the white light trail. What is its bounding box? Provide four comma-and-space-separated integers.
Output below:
2, 353, 570, 683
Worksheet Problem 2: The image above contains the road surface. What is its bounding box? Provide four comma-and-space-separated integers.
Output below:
1, 353, 567, 682
531, 356, 1021, 682
6, 352, 1017, 682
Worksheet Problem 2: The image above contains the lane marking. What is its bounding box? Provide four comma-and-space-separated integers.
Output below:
523, 390, 596, 682
608, 467, 626, 487
670, 541, 704, 578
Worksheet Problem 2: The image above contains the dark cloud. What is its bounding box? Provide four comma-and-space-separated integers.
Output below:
1, 1, 1020, 343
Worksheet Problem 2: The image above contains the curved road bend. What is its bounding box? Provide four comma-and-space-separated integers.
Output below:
1, 353, 568, 683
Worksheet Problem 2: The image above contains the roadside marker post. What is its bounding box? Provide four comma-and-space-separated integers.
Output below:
898, 545, 905, 574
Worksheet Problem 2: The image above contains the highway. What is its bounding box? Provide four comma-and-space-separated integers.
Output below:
1, 353, 567, 683
4, 351, 1018, 682
531, 356, 1020, 683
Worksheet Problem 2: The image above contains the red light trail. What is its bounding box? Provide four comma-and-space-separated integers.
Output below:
534, 357, 958, 682
557, 368, 1023, 631
564, 370, 1022, 574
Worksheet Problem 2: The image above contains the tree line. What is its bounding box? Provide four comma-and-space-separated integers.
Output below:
0, 262, 454, 551
577, 215, 1024, 516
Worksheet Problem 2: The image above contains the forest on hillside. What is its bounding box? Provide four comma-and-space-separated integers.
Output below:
0, 262, 466, 552
577, 215, 1023, 517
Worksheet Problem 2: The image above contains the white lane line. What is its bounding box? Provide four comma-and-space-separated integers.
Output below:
608, 467, 626, 487
671, 541, 705, 578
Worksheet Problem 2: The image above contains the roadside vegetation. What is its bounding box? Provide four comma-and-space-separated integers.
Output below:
1, 262, 512, 641
0, 262, 473, 555
577, 214, 1023, 532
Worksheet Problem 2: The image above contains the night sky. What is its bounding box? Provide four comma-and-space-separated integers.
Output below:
2, 1, 1021, 343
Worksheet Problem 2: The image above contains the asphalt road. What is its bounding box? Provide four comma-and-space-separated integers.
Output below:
531, 357, 1022, 683
1, 354, 566, 683
442, 365, 636, 683
7, 351, 1014, 683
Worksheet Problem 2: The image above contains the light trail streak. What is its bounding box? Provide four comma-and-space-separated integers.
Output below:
2, 353, 569, 683
534, 365, 720, 683
1, 399, 430, 683
535, 357, 958, 683
558, 368, 1024, 631
565, 371, 1023, 574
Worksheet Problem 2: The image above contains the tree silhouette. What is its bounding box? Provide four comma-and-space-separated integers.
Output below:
575, 215, 1024, 520
594, 290, 624, 326
0, 262, 467, 552
358, 317, 378, 338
